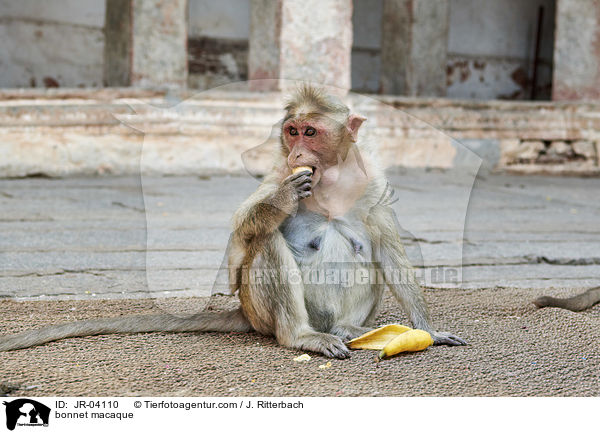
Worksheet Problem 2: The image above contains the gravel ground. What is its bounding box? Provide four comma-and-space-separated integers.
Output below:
1, 288, 599, 397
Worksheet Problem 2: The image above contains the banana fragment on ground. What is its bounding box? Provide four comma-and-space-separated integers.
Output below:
293, 353, 311, 362
318, 361, 332, 369
292, 166, 313, 174
347, 324, 412, 350
378, 329, 434, 359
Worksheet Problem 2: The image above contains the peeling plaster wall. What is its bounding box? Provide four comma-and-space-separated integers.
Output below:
351, 0, 555, 99
553, 0, 600, 100
0, 0, 105, 88
447, 0, 555, 100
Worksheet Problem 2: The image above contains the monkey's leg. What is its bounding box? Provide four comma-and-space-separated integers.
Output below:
330, 284, 385, 341
330, 324, 373, 341
243, 232, 350, 359
384, 266, 466, 346
534, 287, 600, 311
368, 207, 466, 346
0, 308, 251, 352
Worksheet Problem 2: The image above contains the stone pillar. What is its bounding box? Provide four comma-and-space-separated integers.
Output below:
104, 0, 188, 88
248, 0, 282, 91
104, 0, 132, 86
552, 0, 600, 100
248, 0, 353, 91
380, 0, 448, 96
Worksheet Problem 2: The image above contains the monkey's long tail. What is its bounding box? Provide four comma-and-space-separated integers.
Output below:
533, 287, 600, 312
0, 308, 252, 352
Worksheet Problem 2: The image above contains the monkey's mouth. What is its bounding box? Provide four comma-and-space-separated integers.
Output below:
310, 166, 321, 186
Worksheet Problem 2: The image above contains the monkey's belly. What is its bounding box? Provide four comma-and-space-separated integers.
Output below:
280, 211, 378, 332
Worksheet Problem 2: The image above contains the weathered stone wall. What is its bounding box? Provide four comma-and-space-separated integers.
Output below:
0, 89, 598, 177
380, 0, 449, 97
447, 0, 555, 100
353, 0, 556, 99
0, 0, 561, 101
499, 139, 598, 174
0, 0, 105, 88
129, 0, 188, 88
553, 0, 600, 100
248, 0, 353, 91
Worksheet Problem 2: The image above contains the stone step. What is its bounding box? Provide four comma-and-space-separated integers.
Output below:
0, 89, 598, 177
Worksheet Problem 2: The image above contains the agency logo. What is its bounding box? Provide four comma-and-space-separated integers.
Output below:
2, 399, 50, 431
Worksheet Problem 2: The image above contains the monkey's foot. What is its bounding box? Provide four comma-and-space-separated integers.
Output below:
330, 325, 373, 342
294, 331, 350, 359
431, 331, 467, 346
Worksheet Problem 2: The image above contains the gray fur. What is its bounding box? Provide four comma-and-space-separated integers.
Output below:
534, 287, 600, 311
0, 309, 250, 352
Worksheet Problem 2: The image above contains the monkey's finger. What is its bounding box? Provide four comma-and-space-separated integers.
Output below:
288, 177, 312, 192
292, 180, 312, 193
329, 338, 352, 358
291, 173, 312, 184
432, 332, 467, 346
324, 346, 351, 359
328, 351, 350, 359
298, 191, 312, 200
445, 336, 467, 346
287, 170, 313, 182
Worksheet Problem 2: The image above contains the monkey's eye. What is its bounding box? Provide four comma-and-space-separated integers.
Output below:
305, 127, 316, 137
289, 127, 298, 136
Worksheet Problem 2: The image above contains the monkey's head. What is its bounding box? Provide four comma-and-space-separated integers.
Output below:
281, 86, 366, 187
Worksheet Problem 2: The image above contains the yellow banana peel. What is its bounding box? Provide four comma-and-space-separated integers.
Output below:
347, 324, 411, 350
378, 329, 434, 359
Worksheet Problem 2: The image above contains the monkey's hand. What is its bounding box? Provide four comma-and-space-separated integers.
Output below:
272, 170, 313, 214
431, 331, 467, 346
292, 331, 350, 359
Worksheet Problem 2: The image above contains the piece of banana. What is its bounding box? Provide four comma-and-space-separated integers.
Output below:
378, 329, 433, 359
347, 324, 412, 350
292, 166, 313, 174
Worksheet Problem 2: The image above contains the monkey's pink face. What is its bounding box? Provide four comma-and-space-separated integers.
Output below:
283, 117, 340, 185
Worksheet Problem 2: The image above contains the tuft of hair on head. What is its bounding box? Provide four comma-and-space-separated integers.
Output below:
285, 84, 349, 119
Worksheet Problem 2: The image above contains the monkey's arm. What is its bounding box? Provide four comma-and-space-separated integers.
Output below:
228, 172, 313, 293
232, 171, 312, 245
367, 204, 466, 346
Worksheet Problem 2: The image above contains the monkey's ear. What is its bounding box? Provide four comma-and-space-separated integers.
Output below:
347, 114, 366, 142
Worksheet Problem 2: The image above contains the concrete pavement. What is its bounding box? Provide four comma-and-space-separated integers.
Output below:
1, 169, 599, 300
